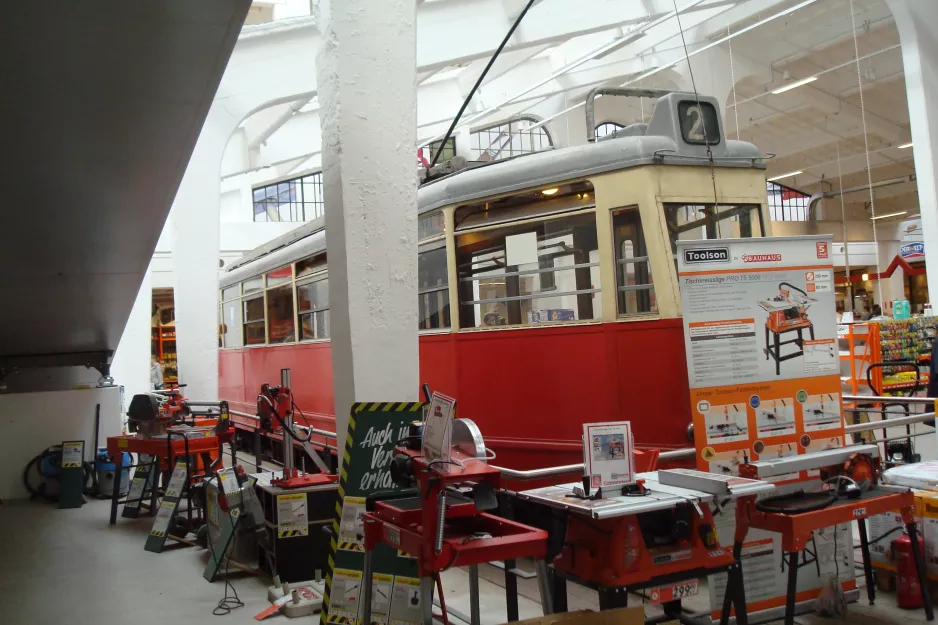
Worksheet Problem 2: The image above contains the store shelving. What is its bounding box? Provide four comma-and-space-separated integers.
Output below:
151, 325, 178, 385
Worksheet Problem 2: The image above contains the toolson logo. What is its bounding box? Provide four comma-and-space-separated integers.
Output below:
742, 254, 782, 262
683, 247, 729, 263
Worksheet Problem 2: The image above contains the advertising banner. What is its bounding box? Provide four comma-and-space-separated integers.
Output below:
676, 235, 854, 619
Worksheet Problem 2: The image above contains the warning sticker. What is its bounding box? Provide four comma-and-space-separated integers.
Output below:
151, 500, 176, 537
277, 493, 309, 538
368, 573, 394, 624
389, 576, 422, 625
338, 496, 367, 549
61, 441, 84, 468
164, 462, 188, 499
328, 569, 363, 619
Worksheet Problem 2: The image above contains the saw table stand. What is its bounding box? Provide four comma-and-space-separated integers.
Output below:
518, 470, 777, 625
361, 452, 552, 625
740, 446, 934, 625
763, 322, 814, 376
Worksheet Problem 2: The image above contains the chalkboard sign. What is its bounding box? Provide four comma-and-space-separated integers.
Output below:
323, 402, 425, 625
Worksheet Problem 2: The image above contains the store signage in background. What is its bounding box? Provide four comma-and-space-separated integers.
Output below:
900, 218, 924, 259
676, 235, 854, 620
901, 242, 925, 260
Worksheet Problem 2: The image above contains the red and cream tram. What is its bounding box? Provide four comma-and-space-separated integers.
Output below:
219, 90, 772, 469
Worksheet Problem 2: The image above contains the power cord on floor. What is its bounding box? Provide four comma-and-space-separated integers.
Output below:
204, 474, 245, 617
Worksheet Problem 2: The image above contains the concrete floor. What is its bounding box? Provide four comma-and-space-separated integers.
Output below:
0, 498, 929, 624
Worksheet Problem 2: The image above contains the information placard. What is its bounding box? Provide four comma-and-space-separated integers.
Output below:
323, 402, 425, 625
677, 235, 854, 619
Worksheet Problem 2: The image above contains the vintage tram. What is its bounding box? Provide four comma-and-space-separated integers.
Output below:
218, 90, 771, 469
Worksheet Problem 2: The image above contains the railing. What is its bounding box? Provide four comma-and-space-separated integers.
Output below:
224, 398, 936, 481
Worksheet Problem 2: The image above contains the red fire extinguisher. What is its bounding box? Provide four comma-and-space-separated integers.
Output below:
893, 533, 926, 609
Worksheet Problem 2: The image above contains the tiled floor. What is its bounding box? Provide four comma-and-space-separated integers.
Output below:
0, 498, 928, 624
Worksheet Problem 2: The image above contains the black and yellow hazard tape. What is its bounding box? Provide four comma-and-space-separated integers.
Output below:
277, 528, 304, 538
151, 530, 165, 538
337, 541, 362, 552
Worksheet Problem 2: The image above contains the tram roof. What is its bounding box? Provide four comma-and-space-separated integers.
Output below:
223, 92, 765, 286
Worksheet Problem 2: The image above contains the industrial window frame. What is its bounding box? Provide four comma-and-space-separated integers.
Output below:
611, 206, 657, 317
595, 122, 624, 139
469, 116, 553, 162
297, 274, 330, 342
766, 181, 810, 222
252, 171, 325, 223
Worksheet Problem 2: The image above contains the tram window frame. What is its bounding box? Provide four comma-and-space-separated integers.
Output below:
418, 238, 450, 332
297, 276, 330, 341
243, 293, 266, 346
611, 206, 656, 316
220, 291, 244, 349
455, 207, 601, 330
266, 284, 296, 344
664, 203, 764, 255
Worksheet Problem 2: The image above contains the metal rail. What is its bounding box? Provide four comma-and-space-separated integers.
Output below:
844, 411, 935, 433
844, 394, 935, 405
229, 409, 337, 440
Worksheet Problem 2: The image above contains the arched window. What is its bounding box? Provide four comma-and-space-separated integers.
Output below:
595, 122, 624, 139
469, 116, 552, 162
766, 181, 810, 222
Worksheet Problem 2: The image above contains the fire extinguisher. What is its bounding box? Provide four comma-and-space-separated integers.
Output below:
893, 533, 925, 609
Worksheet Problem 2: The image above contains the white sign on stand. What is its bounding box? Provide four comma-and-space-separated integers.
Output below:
422, 392, 456, 464
582, 422, 635, 489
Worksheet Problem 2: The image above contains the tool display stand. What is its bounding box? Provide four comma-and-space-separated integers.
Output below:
361, 451, 552, 625
519, 470, 774, 625
254, 471, 338, 583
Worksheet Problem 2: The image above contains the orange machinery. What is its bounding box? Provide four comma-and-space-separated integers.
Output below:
519, 469, 775, 623
107, 389, 234, 524
739, 444, 934, 625
759, 282, 816, 376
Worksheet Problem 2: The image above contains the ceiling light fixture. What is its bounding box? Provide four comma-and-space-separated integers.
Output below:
870, 211, 908, 221
541, 188, 559, 196
767, 171, 802, 181
862, 273, 869, 281
897, 142, 913, 149
772, 76, 818, 94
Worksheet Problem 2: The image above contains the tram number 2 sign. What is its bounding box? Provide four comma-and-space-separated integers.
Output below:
649, 579, 699, 604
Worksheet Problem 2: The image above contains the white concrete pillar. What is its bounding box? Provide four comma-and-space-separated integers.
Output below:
888, 0, 938, 304
170, 108, 240, 401
110, 262, 154, 415
316, 0, 420, 444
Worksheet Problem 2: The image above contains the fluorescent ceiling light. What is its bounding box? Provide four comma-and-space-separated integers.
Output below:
771, 76, 817, 94
871, 211, 908, 220
541, 188, 559, 196
767, 171, 802, 181
898, 142, 913, 149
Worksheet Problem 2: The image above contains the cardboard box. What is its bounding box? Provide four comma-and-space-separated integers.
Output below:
502, 608, 645, 625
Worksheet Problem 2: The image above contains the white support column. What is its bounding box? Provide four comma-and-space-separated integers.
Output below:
889, 0, 938, 304
316, 0, 420, 444
110, 261, 154, 411
171, 108, 240, 401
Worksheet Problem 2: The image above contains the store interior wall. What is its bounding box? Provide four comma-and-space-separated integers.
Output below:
0, 387, 122, 500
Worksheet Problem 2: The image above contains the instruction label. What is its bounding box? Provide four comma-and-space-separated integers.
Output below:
277, 493, 309, 538
61, 441, 84, 468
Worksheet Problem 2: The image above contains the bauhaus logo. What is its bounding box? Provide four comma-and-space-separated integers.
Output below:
683, 247, 729, 264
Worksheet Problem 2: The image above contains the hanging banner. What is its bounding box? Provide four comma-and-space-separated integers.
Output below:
677, 235, 854, 620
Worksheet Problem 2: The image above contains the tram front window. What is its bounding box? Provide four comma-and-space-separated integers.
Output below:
665, 203, 763, 254
456, 211, 601, 328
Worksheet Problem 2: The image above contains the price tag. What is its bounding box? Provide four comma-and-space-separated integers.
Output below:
649, 579, 699, 604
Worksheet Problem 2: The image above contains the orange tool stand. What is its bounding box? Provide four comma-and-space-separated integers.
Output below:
361, 450, 552, 625
740, 486, 933, 625
106, 426, 229, 525
518, 471, 776, 625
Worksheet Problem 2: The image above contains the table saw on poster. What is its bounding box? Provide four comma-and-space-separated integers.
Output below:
758, 282, 816, 375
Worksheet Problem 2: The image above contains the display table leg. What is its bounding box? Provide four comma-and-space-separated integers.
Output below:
784, 551, 798, 625
420, 576, 434, 625
109, 465, 120, 525
469, 564, 481, 625
907, 522, 935, 621
361, 548, 374, 625
535, 560, 553, 615
551, 571, 568, 613
504, 558, 519, 622
857, 519, 876, 605
598, 587, 627, 611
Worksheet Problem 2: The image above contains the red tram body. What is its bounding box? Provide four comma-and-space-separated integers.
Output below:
219, 92, 771, 469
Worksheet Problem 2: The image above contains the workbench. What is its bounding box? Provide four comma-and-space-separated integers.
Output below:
519, 470, 775, 624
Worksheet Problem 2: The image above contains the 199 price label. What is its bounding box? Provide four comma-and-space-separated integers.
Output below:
649, 579, 699, 604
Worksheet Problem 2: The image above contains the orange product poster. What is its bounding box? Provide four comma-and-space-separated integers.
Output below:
677, 235, 852, 618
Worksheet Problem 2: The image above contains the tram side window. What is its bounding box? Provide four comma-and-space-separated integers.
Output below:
419, 241, 450, 330
297, 278, 329, 340
456, 212, 601, 328
243, 294, 265, 345
221, 298, 243, 348
664, 203, 763, 254
266, 285, 296, 343
612, 207, 656, 316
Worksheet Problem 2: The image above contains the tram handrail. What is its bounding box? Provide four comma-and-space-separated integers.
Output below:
229, 409, 337, 440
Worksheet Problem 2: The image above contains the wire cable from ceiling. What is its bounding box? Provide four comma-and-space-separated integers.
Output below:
837, 142, 853, 313
849, 0, 884, 308
672, 0, 721, 236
